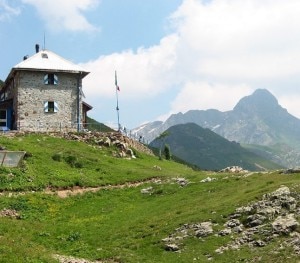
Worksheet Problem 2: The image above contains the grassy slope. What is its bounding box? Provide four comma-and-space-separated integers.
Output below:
0, 134, 299, 262
86, 116, 115, 132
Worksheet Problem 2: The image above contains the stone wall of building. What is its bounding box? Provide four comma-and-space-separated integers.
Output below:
15, 71, 82, 132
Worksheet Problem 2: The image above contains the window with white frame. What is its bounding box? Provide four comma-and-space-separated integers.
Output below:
44, 73, 58, 85
44, 101, 58, 113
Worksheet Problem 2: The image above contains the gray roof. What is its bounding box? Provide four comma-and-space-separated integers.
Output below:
13, 50, 89, 77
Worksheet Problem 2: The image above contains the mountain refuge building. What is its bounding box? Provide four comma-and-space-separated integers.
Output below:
0, 45, 92, 132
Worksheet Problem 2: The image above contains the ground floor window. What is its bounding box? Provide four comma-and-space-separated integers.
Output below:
44, 101, 58, 113
0, 110, 6, 126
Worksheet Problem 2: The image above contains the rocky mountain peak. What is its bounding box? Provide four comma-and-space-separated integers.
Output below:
233, 89, 279, 114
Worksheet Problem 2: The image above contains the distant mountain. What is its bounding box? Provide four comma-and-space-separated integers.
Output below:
133, 89, 300, 167
150, 123, 283, 171
133, 121, 163, 140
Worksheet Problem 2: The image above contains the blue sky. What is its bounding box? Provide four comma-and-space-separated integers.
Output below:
2, 0, 300, 130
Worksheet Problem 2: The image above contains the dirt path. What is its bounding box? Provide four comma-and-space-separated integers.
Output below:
44, 177, 162, 198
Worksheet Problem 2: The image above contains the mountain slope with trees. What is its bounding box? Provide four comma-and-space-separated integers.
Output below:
150, 123, 283, 171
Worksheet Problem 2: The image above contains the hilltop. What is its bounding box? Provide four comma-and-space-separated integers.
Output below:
0, 132, 299, 262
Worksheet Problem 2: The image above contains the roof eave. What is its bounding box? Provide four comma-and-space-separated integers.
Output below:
12, 67, 90, 78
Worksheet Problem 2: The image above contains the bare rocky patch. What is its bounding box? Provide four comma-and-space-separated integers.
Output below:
0, 208, 20, 219
162, 185, 300, 259
53, 254, 119, 263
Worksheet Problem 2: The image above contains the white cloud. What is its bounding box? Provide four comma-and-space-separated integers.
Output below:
82, 34, 179, 99
82, 0, 300, 126
170, 82, 252, 114
170, 0, 300, 81
0, 0, 20, 21
278, 94, 300, 120
21, 0, 99, 31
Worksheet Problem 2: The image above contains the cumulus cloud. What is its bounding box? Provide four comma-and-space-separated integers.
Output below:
0, 0, 20, 21
81, 0, 300, 125
171, 0, 300, 81
82, 34, 179, 99
170, 82, 252, 114
21, 0, 99, 31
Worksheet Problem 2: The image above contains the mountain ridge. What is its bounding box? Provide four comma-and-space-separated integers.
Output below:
133, 89, 300, 167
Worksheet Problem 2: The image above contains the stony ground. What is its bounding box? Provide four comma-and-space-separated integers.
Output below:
162, 185, 300, 260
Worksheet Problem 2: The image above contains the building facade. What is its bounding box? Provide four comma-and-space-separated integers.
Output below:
0, 48, 92, 132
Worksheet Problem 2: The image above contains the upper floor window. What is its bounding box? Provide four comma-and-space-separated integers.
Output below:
44, 73, 58, 85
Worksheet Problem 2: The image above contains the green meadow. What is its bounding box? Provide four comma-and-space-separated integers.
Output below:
0, 133, 299, 262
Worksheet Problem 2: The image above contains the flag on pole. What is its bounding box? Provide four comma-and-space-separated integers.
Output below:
115, 71, 120, 91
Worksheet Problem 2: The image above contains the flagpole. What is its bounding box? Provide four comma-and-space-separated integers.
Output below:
115, 70, 121, 132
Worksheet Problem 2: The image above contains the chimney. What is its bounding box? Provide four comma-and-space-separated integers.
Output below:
35, 44, 40, 53
23, 55, 28, 60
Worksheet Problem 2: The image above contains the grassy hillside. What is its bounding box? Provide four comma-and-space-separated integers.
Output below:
0, 133, 299, 262
86, 116, 115, 132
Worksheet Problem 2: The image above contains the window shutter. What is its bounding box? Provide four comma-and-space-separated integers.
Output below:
54, 75, 58, 85
44, 74, 49, 84
54, 102, 59, 112
44, 101, 49, 112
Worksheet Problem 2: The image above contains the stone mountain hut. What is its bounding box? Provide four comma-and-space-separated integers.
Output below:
0, 45, 92, 132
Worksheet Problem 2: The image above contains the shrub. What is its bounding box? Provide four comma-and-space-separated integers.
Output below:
67, 231, 81, 242
74, 162, 83, 168
64, 155, 77, 167
52, 153, 62, 162
164, 144, 171, 160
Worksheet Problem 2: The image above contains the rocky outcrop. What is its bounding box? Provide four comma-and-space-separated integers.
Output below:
162, 222, 214, 251
4, 131, 154, 158
217, 185, 300, 255
61, 132, 154, 157
162, 186, 300, 258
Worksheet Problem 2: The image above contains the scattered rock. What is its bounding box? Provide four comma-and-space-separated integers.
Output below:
272, 214, 299, 235
219, 166, 248, 173
194, 222, 213, 237
53, 254, 117, 263
153, 165, 162, 171
164, 185, 300, 258
253, 240, 266, 247
172, 177, 189, 187
0, 208, 20, 219
140, 187, 153, 195
200, 177, 217, 183
225, 219, 241, 228
218, 228, 232, 236
162, 222, 214, 251
164, 243, 180, 252
216, 185, 300, 255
